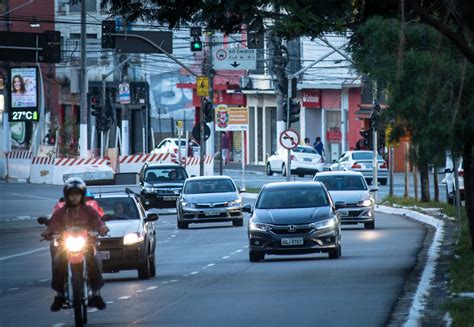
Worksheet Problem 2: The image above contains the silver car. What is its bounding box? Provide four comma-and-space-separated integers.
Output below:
329, 150, 388, 185
314, 171, 376, 229
176, 176, 244, 229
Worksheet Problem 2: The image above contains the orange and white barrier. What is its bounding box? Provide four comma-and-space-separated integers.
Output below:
6, 151, 33, 180
30, 157, 55, 184
118, 153, 175, 173
52, 157, 111, 185
182, 155, 214, 177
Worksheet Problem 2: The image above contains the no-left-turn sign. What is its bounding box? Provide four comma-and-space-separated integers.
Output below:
279, 129, 300, 150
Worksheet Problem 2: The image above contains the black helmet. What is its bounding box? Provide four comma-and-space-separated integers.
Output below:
63, 177, 87, 201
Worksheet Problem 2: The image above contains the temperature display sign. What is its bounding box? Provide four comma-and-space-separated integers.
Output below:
8, 66, 39, 122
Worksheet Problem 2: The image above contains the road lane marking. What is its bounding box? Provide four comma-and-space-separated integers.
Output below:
170, 279, 179, 283
118, 296, 131, 300
236, 249, 243, 253
11, 193, 57, 200
146, 286, 158, 290
0, 247, 48, 262
190, 271, 199, 275
136, 290, 144, 293
206, 263, 215, 267
8, 288, 19, 291
222, 256, 230, 259
39, 279, 50, 282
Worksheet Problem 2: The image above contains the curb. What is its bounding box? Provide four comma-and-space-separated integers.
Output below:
219, 169, 266, 176
375, 205, 445, 327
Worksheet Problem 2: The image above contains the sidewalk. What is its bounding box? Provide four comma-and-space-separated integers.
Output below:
215, 162, 266, 175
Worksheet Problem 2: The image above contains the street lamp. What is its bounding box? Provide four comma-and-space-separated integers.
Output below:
29, 17, 40, 28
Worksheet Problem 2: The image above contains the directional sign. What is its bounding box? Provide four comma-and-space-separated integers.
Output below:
197, 76, 209, 97
119, 83, 131, 104
212, 48, 257, 70
279, 129, 300, 150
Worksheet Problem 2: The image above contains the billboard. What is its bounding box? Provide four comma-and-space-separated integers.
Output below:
215, 106, 249, 131
9, 67, 39, 121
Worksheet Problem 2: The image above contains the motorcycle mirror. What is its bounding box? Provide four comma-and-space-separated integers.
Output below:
37, 217, 49, 225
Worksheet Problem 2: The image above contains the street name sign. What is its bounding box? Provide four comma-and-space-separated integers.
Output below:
212, 48, 257, 70
280, 129, 300, 150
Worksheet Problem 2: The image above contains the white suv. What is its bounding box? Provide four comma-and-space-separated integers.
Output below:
266, 145, 324, 177
152, 138, 199, 158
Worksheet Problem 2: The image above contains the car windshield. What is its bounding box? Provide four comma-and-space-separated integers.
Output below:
256, 187, 329, 209
95, 197, 139, 220
184, 179, 236, 194
144, 167, 187, 182
315, 175, 368, 191
352, 152, 384, 161
293, 146, 318, 154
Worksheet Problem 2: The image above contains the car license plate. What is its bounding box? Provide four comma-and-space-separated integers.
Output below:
304, 158, 312, 162
163, 196, 177, 201
204, 210, 221, 216
281, 238, 304, 246
98, 251, 110, 260
339, 210, 349, 217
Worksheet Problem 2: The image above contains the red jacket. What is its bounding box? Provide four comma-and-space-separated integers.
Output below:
47, 204, 105, 235
53, 197, 105, 217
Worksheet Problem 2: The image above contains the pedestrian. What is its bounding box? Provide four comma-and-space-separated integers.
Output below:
221, 132, 231, 165
304, 137, 311, 146
313, 137, 325, 160
187, 139, 194, 157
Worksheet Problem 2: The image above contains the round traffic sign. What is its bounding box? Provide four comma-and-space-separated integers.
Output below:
279, 129, 300, 150
216, 49, 227, 60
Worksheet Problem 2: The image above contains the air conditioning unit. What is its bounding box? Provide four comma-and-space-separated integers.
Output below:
57, 1, 69, 15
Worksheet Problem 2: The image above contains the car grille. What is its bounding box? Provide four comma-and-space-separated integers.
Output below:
157, 189, 177, 195
271, 225, 314, 235
98, 237, 123, 248
345, 203, 359, 208
195, 203, 227, 208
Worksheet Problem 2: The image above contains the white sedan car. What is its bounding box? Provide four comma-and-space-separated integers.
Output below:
152, 138, 197, 158
330, 150, 388, 185
266, 145, 324, 177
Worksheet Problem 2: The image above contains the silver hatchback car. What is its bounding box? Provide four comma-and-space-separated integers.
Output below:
314, 171, 377, 229
329, 150, 388, 185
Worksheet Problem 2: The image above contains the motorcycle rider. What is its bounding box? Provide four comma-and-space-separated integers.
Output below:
41, 177, 109, 312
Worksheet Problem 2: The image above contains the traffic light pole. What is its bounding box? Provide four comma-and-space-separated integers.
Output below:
79, 0, 88, 158
373, 127, 378, 201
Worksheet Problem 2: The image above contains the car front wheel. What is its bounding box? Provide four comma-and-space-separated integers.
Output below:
281, 164, 286, 176
364, 221, 375, 230
138, 253, 151, 280
266, 163, 273, 176
249, 251, 264, 262
232, 219, 243, 227
328, 243, 341, 259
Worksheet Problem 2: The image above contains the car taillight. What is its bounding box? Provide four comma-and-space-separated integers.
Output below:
380, 162, 387, 169
173, 148, 178, 154
458, 170, 464, 177
352, 163, 361, 169
290, 155, 298, 161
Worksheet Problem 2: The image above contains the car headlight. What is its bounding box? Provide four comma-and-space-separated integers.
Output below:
249, 220, 272, 232
311, 218, 336, 230
144, 187, 156, 193
65, 235, 86, 252
173, 189, 181, 195
226, 198, 242, 207
182, 201, 196, 208
123, 233, 145, 245
358, 199, 373, 207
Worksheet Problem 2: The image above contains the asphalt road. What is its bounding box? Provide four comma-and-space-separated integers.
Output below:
0, 182, 427, 327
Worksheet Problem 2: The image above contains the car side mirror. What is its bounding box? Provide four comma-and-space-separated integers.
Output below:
334, 201, 346, 209
145, 213, 159, 222
444, 168, 453, 173
191, 175, 196, 178
332, 159, 337, 163
369, 187, 378, 193
239, 187, 246, 193
242, 204, 252, 213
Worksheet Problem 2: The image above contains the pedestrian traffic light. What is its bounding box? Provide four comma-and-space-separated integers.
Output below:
90, 96, 102, 117
360, 128, 373, 149
370, 104, 381, 130
101, 20, 116, 49
203, 101, 213, 123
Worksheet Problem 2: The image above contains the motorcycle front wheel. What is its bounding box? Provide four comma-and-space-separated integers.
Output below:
71, 263, 85, 327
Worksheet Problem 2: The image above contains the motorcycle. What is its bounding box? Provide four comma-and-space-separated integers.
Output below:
38, 217, 100, 327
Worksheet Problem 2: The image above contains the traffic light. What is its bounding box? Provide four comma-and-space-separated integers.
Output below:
42, 31, 61, 63
190, 26, 203, 52
370, 104, 381, 130
96, 116, 112, 132
101, 20, 116, 49
90, 95, 102, 117
359, 128, 373, 149
283, 99, 300, 126
203, 101, 213, 123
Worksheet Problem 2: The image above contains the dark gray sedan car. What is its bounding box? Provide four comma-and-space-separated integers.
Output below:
176, 176, 244, 229
244, 182, 344, 262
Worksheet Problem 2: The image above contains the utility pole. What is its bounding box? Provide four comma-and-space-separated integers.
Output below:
79, 0, 88, 158
121, 58, 129, 156
206, 31, 215, 160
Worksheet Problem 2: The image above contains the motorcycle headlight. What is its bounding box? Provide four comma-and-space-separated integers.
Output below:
311, 218, 336, 230
226, 198, 242, 207
358, 199, 373, 207
123, 233, 144, 245
65, 236, 86, 252
182, 201, 196, 208
249, 220, 272, 232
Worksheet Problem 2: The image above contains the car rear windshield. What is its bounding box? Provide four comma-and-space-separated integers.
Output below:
174, 140, 186, 146
184, 179, 236, 194
315, 175, 368, 191
144, 167, 187, 182
293, 146, 317, 154
95, 197, 139, 220
352, 152, 383, 161
256, 187, 329, 209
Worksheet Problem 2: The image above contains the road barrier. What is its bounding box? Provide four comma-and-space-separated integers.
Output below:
6, 151, 33, 181
118, 153, 176, 173
52, 157, 111, 185
30, 157, 55, 184
0, 151, 6, 179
